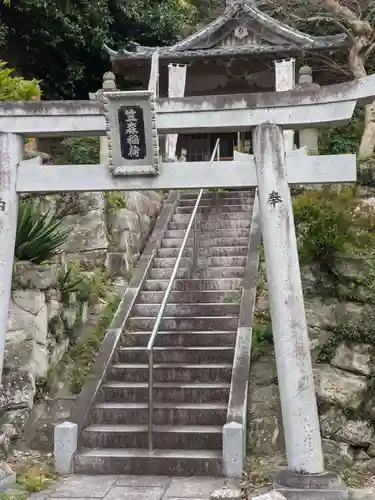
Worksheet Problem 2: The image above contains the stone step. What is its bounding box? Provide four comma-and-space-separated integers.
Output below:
152, 257, 192, 269
161, 237, 249, 248
179, 190, 252, 199
178, 196, 253, 205
136, 290, 242, 303
168, 220, 250, 231
142, 278, 243, 292
179, 197, 253, 207
152, 257, 246, 269
171, 212, 252, 222
127, 316, 238, 331
128, 331, 236, 347
90, 402, 227, 426
115, 346, 234, 364
164, 229, 250, 239
149, 267, 244, 280
131, 303, 240, 317
82, 424, 222, 450
107, 363, 232, 383
74, 448, 222, 476
101, 382, 230, 403
157, 246, 248, 258
176, 204, 253, 214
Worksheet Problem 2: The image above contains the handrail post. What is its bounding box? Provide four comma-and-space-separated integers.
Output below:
148, 349, 154, 452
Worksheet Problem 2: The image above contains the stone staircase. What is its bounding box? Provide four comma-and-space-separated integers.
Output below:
74, 189, 255, 476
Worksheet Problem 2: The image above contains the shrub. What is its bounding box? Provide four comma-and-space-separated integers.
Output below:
318, 309, 375, 364
67, 293, 121, 393
60, 137, 100, 165
251, 321, 273, 361
58, 263, 111, 306
319, 109, 364, 155
104, 191, 127, 210
15, 200, 71, 263
293, 187, 375, 266
357, 159, 375, 188
76, 268, 111, 306
0, 60, 40, 101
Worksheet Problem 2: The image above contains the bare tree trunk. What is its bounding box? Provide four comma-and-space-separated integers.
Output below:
359, 103, 375, 158
348, 35, 375, 158
320, 0, 375, 158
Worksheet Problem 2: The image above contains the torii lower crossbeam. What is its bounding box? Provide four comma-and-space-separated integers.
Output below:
16, 153, 356, 193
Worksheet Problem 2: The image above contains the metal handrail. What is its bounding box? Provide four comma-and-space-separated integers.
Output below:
146, 139, 221, 452
146, 189, 204, 451
212, 138, 220, 162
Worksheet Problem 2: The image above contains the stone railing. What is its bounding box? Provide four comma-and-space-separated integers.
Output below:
222, 192, 261, 478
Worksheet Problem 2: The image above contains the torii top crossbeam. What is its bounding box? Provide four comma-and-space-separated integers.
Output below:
0, 73, 374, 137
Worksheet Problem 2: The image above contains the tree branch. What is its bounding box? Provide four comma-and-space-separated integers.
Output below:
365, 41, 375, 59
365, 5, 375, 22
287, 12, 338, 23
306, 50, 352, 78
318, 0, 373, 36
331, 18, 356, 40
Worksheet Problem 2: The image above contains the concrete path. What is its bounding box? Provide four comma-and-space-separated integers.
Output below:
29, 475, 224, 500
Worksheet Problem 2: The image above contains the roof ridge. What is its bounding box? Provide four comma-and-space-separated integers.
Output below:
104, 1, 347, 60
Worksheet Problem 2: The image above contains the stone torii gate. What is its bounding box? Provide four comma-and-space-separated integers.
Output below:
1, 72, 375, 498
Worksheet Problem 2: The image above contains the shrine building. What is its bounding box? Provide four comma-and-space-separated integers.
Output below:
104, 0, 349, 161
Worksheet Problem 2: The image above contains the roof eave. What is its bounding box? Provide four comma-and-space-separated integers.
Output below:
108, 39, 348, 63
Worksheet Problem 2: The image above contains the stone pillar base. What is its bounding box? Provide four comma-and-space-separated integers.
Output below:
274, 469, 348, 500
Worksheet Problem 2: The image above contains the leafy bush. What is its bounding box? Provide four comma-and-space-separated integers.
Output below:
76, 269, 111, 306
0, 60, 40, 100
15, 201, 71, 263
67, 293, 121, 393
60, 137, 100, 165
319, 110, 364, 156
104, 192, 127, 210
58, 263, 111, 306
293, 187, 375, 266
319, 309, 375, 364
357, 159, 375, 188
251, 321, 273, 361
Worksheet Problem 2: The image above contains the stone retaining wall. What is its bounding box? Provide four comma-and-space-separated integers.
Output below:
249, 256, 375, 476
0, 190, 163, 446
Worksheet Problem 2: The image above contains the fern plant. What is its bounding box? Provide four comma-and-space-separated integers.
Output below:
15, 201, 71, 263
58, 264, 83, 304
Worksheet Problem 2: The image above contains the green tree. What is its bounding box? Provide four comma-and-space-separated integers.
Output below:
0, 0, 194, 99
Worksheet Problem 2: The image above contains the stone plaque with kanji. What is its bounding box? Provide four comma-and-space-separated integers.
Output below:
103, 90, 159, 176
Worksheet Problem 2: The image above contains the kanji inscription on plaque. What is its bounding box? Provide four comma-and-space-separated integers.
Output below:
118, 106, 147, 160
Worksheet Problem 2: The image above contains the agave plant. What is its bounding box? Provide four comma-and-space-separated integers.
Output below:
15, 201, 72, 264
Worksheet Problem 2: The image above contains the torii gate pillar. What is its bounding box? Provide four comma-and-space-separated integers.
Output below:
0, 133, 23, 378
253, 123, 347, 499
